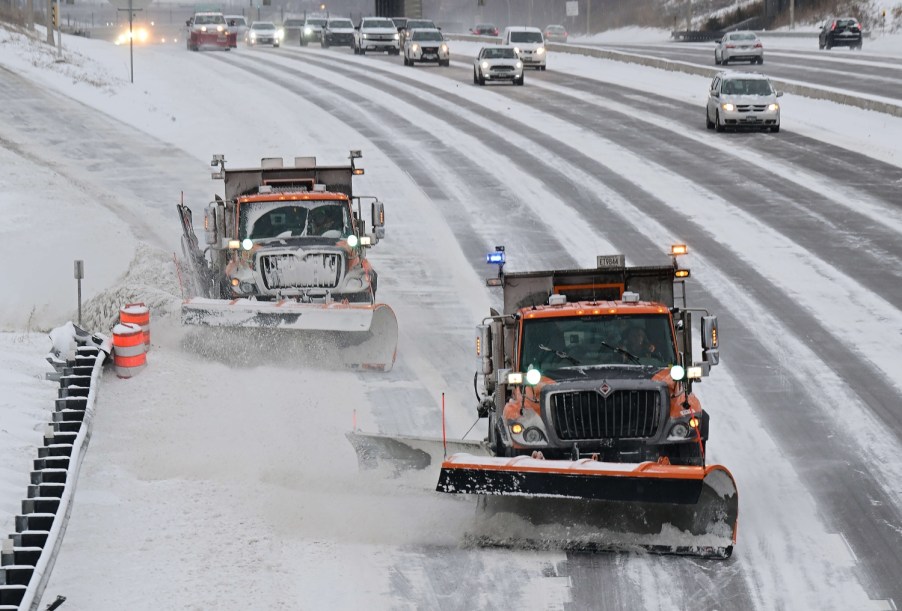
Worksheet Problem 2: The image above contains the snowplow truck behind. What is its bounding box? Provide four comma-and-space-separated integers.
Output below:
436, 248, 738, 557
177, 152, 397, 371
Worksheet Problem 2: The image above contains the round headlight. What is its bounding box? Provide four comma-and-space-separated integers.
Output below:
536, 47, 545, 55
511, 423, 524, 435
201, 26, 208, 32
525, 368, 541, 385
523, 427, 545, 443
230, 277, 240, 287
670, 423, 690, 439
241, 238, 253, 250
393, 33, 400, 40
516, 61, 523, 69
670, 365, 685, 381
347, 234, 359, 247
481, 60, 489, 69
216, 25, 224, 32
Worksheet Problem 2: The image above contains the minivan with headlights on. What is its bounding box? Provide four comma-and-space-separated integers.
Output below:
706, 71, 782, 133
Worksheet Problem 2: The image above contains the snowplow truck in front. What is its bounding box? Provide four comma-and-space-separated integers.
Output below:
177, 152, 397, 371
437, 249, 738, 557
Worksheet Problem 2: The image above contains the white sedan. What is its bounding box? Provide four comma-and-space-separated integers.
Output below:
247, 21, 282, 47
473, 45, 524, 86
403, 29, 449, 66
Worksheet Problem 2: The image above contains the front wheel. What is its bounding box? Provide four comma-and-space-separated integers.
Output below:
515, 75, 524, 86
706, 109, 714, 130
714, 110, 724, 132
771, 124, 780, 133
478, 70, 486, 86
714, 53, 721, 65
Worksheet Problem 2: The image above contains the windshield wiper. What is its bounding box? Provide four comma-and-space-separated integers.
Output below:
538, 344, 582, 366
596, 340, 642, 365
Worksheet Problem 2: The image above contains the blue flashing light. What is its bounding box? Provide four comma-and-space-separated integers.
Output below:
486, 251, 506, 265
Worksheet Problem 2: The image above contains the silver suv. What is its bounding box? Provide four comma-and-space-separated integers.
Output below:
706, 71, 782, 133
714, 31, 764, 65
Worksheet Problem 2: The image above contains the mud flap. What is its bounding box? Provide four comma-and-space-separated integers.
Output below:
438, 454, 738, 558
181, 299, 399, 371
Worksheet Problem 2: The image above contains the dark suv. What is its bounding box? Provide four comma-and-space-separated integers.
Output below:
819, 17, 863, 50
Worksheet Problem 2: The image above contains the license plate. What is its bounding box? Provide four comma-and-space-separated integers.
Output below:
424, 53, 437, 59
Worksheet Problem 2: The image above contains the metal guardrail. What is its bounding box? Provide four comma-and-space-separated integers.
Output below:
445, 33, 902, 118
0, 329, 110, 611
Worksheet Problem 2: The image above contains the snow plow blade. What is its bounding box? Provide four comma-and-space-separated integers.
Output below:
181, 299, 398, 371
346, 431, 488, 471
437, 454, 738, 558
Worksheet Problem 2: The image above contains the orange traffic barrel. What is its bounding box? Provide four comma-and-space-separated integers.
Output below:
112, 322, 146, 378
120, 302, 150, 350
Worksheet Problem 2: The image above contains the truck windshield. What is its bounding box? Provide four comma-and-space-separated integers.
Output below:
239, 200, 350, 240
519, 314, 676, 371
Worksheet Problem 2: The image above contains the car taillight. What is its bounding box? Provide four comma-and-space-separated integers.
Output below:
754, 41, 762, 48
831, 22, 837, 30
725, 43, 735, 48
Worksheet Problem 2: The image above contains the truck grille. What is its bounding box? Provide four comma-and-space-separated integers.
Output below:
259, 252, 343, 289
550, 389, 661, 440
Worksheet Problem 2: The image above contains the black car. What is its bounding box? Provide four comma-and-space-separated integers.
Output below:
819, 17, 863, 50
322, 17, 355, 48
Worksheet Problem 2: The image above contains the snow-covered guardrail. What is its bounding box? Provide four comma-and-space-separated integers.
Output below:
445, 34, 902, 118
0, 326, 110, 611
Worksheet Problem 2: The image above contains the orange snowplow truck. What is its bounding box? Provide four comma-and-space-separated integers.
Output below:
177, 152, 397, 371
436, 247, 738, 557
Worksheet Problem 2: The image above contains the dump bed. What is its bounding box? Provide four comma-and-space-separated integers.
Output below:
501, 263, 677, 316
222, 157, 356, 201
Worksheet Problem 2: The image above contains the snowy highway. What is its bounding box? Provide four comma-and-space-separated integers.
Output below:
1, 26, 901, 610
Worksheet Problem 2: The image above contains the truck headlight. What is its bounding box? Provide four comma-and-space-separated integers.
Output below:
668, 423, 690, 440
277, 29, 284, 39
216, 25, 224, 32
201, 26, 208, 32
412, 43, 419, 51
304, 27, 312, 34
393, 33, 399, 40
525, 368, 541, 385
516, 61, 523, 69
536, 47, 545, 55
241, 238, 253, 250
440, 44, 448, 53
523, 427, 546, 443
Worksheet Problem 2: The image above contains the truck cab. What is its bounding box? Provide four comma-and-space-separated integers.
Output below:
477, 250, 719, 465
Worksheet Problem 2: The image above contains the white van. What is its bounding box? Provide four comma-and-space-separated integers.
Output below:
501, 26, 546, 70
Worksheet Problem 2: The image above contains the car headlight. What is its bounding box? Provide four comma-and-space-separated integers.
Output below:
250, 32, 256, 39
516, 60, 523, 69
768, 103, 779, 111
304, 27, 312, 34
216, 25, 224, 32
362, 33, 369, 39
536, 47, 545, 55
277, 29, 284, 38
513, 46, 520, 54
721, 103, 735, 111
200, 26, 208, 32
440, 43, 448, 52
393, 33, 400, 40
412, 43, 419, 51
481, 60, 489, 69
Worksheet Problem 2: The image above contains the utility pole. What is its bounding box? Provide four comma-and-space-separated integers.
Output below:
790, 0, 795, 30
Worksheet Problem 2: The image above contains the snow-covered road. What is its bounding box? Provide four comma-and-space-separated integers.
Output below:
1, 26, 901, 610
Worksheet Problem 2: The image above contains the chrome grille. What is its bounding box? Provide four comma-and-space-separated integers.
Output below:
737, 104, 768, 112
259, 252, 343, 289
551, 389, 661, 440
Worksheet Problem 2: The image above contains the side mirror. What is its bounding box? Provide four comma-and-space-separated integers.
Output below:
701, 315, 719, 367
186, 19, 191, 26
715, 38, 722, 44
371, 200, 385, 229
711, 91, 719, 98
776, 91, 784, 97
